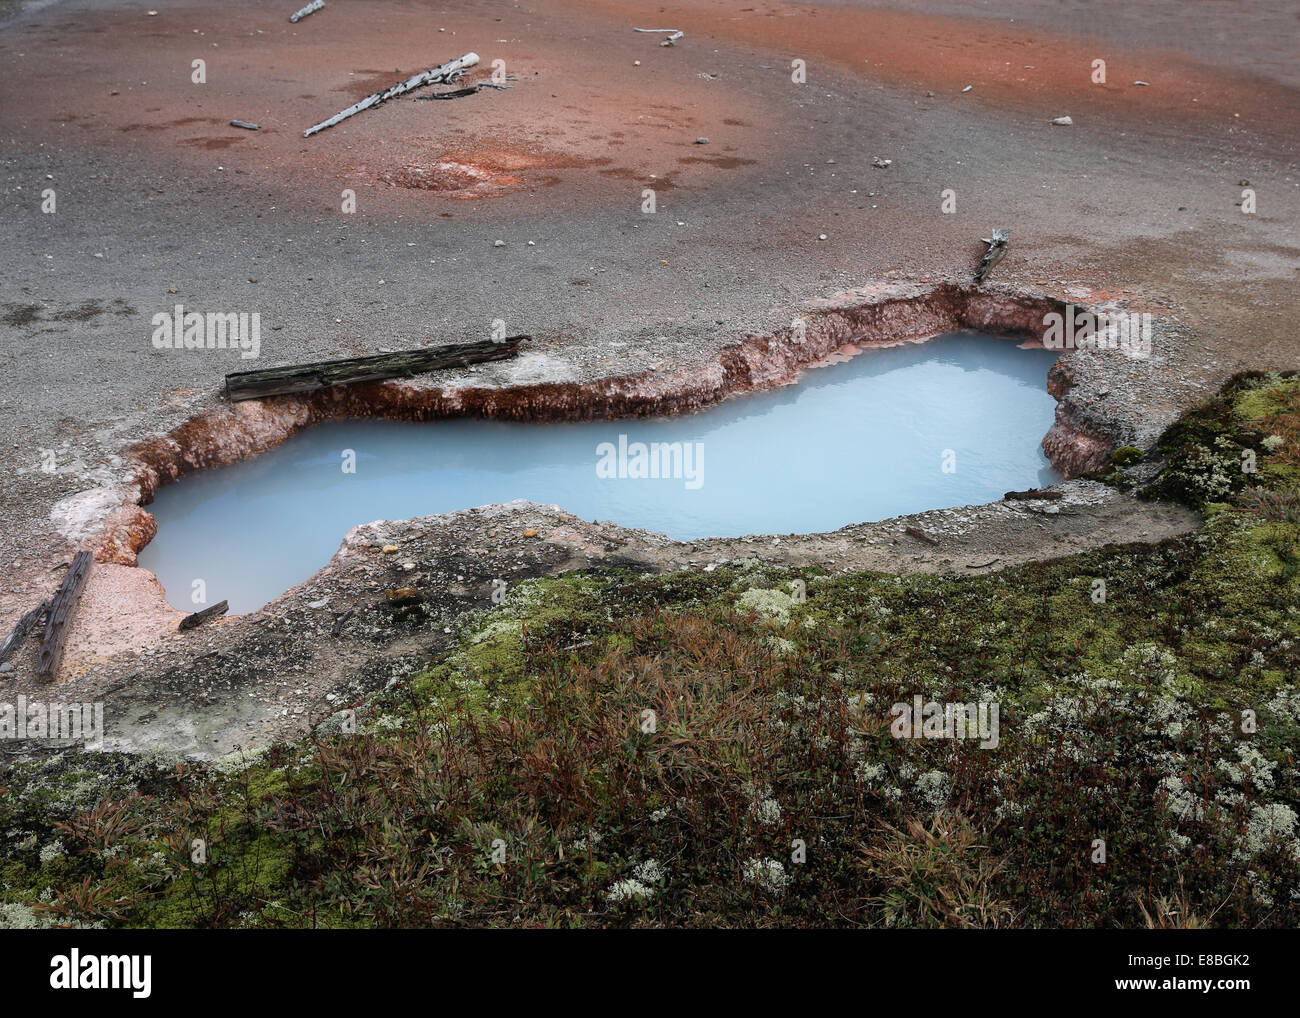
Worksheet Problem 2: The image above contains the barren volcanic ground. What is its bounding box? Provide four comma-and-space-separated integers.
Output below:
0, 0, 1297, 756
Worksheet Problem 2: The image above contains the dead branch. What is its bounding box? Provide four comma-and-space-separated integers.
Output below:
304, 52, 480, 137
974, 228, 1010, 284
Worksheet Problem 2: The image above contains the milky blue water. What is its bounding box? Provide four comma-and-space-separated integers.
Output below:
138, 331, 1061, 612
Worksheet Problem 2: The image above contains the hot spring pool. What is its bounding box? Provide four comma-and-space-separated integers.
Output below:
138, 330, 1061, 611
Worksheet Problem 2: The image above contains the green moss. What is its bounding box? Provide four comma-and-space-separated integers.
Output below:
1232, 376, 1295, 428
1110, 445, 1143, 467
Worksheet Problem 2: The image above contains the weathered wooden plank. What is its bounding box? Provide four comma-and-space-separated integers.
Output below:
904, 525, 940, 545
179, 600, 229, 631
304, 52, 480, 137
224, 335, 527, 401
36, 551, 93, 680
0, 601, 48, 665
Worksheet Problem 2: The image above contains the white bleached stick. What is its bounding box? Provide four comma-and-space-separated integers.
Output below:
634, 27, 684, 43
290, 0, 324, 23
303, 52, 480, 137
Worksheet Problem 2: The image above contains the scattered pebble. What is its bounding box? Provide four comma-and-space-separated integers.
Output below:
524, 528, 538, 537
960, 85, 972, 93
872, 157, 891, 168
1051, 116, 1073, 126
493, 239, 505, 247
695, 137, 709, 144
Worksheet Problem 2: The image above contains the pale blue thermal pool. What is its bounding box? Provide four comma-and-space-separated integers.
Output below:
138, 331, 1061, 611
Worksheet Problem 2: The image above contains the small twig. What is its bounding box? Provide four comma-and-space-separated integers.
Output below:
229, 120, 261, 130
634, 27, 684, 45
966, 559, 1000, 569
331, 609, 355, 637
904, 526, 940, 546
289, 0, 324, 23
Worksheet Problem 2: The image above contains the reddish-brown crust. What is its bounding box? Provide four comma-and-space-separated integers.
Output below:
3, 1, 1291, 215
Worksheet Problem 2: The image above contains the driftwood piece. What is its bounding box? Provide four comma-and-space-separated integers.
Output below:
974, 228, 1010, 284
904, 526, 940, 545
1, 601, 48, 665
304, 52, 480, 137
230, 120, 261, 130
1004, 489, 1063, 501
331, 608, 355, 637
179, 600, 229, 631
36, 551, 93, 679
224, 335, 527, 401
289, 0, 324, 22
